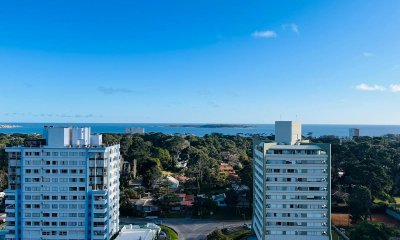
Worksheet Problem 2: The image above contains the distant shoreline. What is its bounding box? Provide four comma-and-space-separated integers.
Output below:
167, 124, 255, 129
0, 124, 22, 129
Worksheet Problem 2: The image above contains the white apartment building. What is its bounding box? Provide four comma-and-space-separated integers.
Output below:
253, 121, 331, 240
4, 126, 120, 240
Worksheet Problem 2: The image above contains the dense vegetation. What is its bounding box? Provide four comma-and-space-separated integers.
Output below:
1, 132, 400, 236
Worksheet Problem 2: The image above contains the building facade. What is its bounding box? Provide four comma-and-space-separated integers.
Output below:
4, 126, 120, 240
349, 128, 360, 139
253, 121, 331, 240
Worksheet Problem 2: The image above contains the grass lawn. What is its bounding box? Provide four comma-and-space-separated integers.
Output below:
160, 225, 178, 240
373, 197, 400, 204
224, 227, 251, 239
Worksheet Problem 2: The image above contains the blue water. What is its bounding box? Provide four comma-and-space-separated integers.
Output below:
1, 123, 400, 137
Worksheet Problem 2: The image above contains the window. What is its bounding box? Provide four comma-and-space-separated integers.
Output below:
52, 152, 59, 156
32, 195, 40, 200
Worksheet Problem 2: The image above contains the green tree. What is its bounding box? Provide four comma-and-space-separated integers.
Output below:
153, 147, 173, 170
192, 197, 217, 217
348, 185, 372, 223
186, 147, 219, 192
141, 158, 162, 188
207, 230, 229, 240
350, 221, 394, 240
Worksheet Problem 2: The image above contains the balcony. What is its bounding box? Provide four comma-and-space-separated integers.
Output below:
93, 224, 107, 231
93, 206, 107, 214
93, 216, 108, 222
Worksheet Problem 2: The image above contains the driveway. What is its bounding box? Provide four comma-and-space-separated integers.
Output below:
120, 217, 251, 240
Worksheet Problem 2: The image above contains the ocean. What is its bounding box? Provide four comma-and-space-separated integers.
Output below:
1, 123, 400, 137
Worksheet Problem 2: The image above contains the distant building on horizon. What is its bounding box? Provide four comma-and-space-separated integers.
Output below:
349, 128, 360, 138
5, 126, 120, 240
125, 127, 145, 134
253, 121, 331, 240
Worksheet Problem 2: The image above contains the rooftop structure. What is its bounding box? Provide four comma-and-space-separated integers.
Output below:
275, 121, 302, 145
117, 224, 160, 240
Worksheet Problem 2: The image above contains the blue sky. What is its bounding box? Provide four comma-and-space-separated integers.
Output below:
1, 1, 400, 124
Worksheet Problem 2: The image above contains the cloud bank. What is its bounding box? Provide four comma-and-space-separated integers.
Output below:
252, 30, 277, 38
356, 83, 386, 91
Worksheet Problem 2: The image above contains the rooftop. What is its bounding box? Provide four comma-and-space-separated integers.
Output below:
268, 144, 322, 150
117, 224, 160, 240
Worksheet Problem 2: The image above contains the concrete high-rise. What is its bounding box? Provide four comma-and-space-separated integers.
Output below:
253, 121, 331, 240
4, 126, 120, 240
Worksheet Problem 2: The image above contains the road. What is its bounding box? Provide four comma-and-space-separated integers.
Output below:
120, 217, 252, 240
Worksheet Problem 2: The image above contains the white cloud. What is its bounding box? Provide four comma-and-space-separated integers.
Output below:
363, 52, 374, 57
291, 24, 299, 33
389, 84, 400, 92
355, 83, 386, 91
282, 23, 299, 33
252, 30, 277, 38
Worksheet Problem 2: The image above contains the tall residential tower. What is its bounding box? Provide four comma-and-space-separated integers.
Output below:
253, 121, 331, 240
5, 126, 120, 240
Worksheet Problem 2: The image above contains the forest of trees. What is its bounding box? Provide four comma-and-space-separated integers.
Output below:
1, 132, 400, 236
1, 132, 400, 200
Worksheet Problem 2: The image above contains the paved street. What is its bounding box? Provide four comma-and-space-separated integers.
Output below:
120, 217, 252, 240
